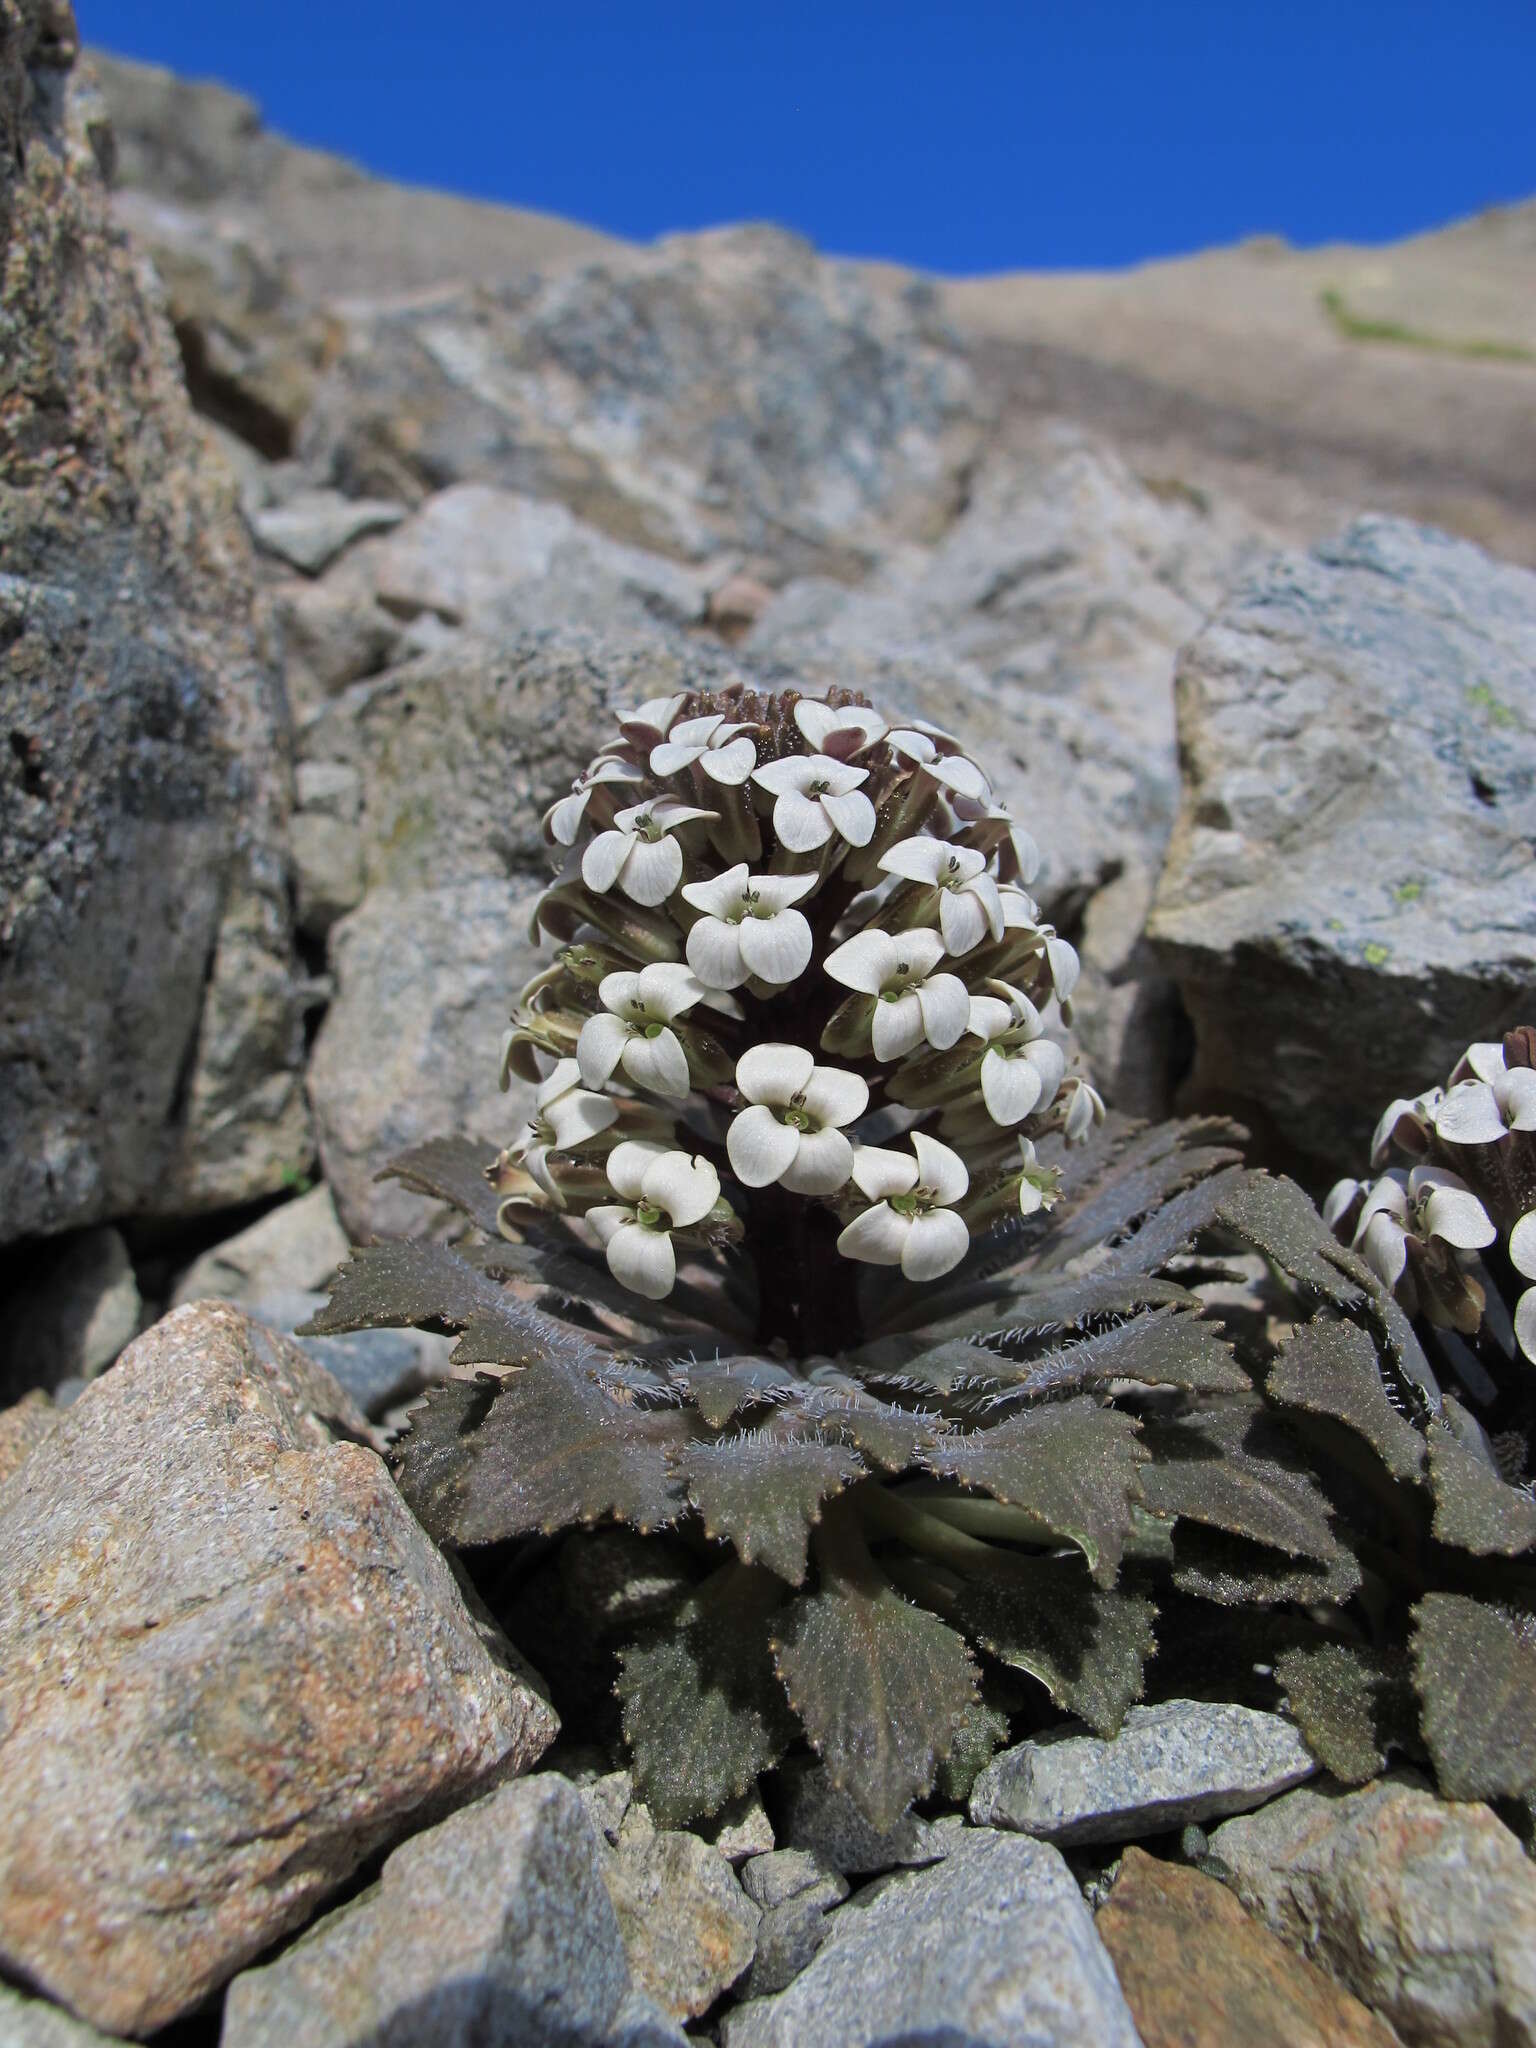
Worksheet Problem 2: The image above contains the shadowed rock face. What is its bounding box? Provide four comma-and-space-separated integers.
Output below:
0, 11, 310, 1242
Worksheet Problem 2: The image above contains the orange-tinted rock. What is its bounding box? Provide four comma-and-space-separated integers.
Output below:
0, 1391, 57, 1485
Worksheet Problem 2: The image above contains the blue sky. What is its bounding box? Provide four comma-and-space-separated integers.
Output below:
94, 1, 1536, 274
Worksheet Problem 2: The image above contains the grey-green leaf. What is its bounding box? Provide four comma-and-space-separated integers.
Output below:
1139, 1398, 1344, 1565
679, 1429, 867, 1585
956, 1564, 1155, 1736
1427, 1409, 1536, 1556
378, 1135, 505, 1236
1215, 1174, 1364, 1305
1275, 1640, 1414, 1783
1267, 1316, 1426, 1483
301, 1240, 590, 1370
1412, 1593, 1536, 1803
986, 1309, 1250, 1398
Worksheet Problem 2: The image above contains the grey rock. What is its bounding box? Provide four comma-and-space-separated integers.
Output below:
221, 1777, 632, 2048
290, 809, 367, 937
777, 1756, 951, 1875
0, 1984, 133, 2046
276, 569, 402, 704
0, 1302, 556, 2036
721, 1828, 1142, 2048
575, 1767, 639, 1847
742, 1849, 846, 1913
172, 1184, 351, 1308
0, 1390, 57, 1485
1150, 516, 1536, 1177
603, 1827, 760, 2021
702, 1785, 776, 1864
1210, 1776, 1536, 2048
1, 38, 310, 1242
294, 759, 364, 819
739, 1853, 849, 1999
252, 1287, 454, 1419
3, 1227, 140, 1396
249, 487, 406, 573
971, 1700, 1317, 1846
606, 1987, 691, 2047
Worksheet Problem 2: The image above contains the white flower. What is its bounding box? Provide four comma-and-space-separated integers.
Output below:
1369, 1088, 1441, 1166
837, 1132, 970, 1280
650, 712, 758, 786
949, 792, 1042, 887
582, 798, 718, 907
878, 836, 1005, 955
1433, 1043, 1536, 1145
588, 1142, 720, 1300
752, 754, 876, 852
964, 983, 1066, 1124
507, 1058, 619, 1201
680, 863, 816, 988
618, 693, 689, 749
793, 699, 888, 759
1351, 1165, 1496, 1288
543, 755, 643, 846
823, 927, 970, 1060
884, 717, 962, 765
1015, 1135, 1059, 1217
1510, 1209, 1536, 1364
1060, 1074, 1108, 1145
726, 1044, 868, 1196
577, 963, 705, 1098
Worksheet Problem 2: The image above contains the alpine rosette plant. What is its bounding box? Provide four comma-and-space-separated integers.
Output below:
306, 689, 1536, 1828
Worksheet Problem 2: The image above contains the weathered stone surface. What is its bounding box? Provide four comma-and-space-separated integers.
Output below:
1, 27, 309, 1241
0, 1302, 556, 2036
704, 1785, 776, 1864
1210, 1777, 1536, 2048
249, 486, 405, 572
0, 1389, 57, 1484
0, 1984, 132, 2047
221, 1777, 637, 2048
775, 1756, 952, 1875
1096, 1846, 1401, 2048
172, 1184, 350, 1306
722, 1828, 1142, 2048
1150, 517, 1536, 1176
603, 1823, 759, 2021
3, 1225, 140, 1395
738, 1852, 849, 2000
970, 1700, 1317, 1845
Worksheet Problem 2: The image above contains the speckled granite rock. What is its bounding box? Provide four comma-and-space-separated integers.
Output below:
0, 1302, 556, 2036
603, 1812, 760, 2021
0, 1984, 133, 2047
0, 1390, 57, 1484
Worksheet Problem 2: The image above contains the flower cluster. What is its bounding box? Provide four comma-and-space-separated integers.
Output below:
500, 686, 1100, 1346
1326, 1026, 1536, 1364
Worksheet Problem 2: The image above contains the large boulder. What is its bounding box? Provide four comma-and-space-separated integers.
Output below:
1150, 517, 1536, 1178
0, 1302, 556, 2036
0, 16, 309, 1242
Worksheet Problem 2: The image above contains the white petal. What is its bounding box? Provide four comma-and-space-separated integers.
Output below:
620, 833, 683, 906
900, 1209, 969, 1281
1510, 1210, 1536, 1281
780, 1126, 854, 1196
1322, 1179, 1363, 1232
606, 1140, 671, 1203
915, 973, 970, 1050
577, 1012, 631, 1088
587, 1203, 636, 1246
1421, 1183, 1497, 1250
737, 908, 812, 983
672, 714, 725, 748
752, 756, 818, 796
1460, 1041, 1509, 1084
651, 800, 720, 828
1024, 1038, 1067, 1107
1516, 1287, 1536, 1365
850, 1144, 919, 1201
623, 692, 688, 738
799, 1065, 869, 1128
794, 700, 838, 748
1371, 1096, 1428, 1165
773, 790, 834, 851
701, 735, 758, 784
636, 961, 705, 1020
1502, 1069, 1536, 1130
911, 1130, 968, 1205
682, 863, 749, 916
727, 1104, 802, 1187
621, 1026, 692, 1098
968, 873, 1006, 941
1045, 936, 1081, 1001
607, 1221, 676, 1301
535, 1056, 584, 1110
737, 1042, 817, 1105
648, 738, 703, 777
898, 927, 948, 977
837, 1202, 910, 1266
1355, 1174, 1410, 1235
642, 1149, 720, 1228
981, 1047, 1044, 1125
938, 888, 988, 955
598, 969, 641, 1013
930, 754, 990, 801
547, 788, 592, 845
1361, 1212, 1409, 1289
582, 829, 632, 895
967, 996, 1013, 1042
887, 727, 939, 763
824, 930, 899, 994
752, 870, 818, 910
547, 1090, 620, 1148
878, 837, 948, 885
872, 989, 925, 1060
1432, 1081, 1507, 1145
821, 788, 876, 847
686, 915, 749, 990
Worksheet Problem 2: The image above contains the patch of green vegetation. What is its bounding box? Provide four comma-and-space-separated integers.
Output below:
280, 1165, 316, 1195
1319, 288, 1536, 365
1466, 682, 1518, 729
1363, 941, 1392, 967
1392, 881, 1423, 905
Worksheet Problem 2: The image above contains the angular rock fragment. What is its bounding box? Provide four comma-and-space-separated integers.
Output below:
602, 1825, 760, 2021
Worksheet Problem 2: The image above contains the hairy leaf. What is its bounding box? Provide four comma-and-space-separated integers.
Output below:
379, 1135, 505, 1236
1427, 1409, 1536, 1556
797, 1387, 945, 1472
679, 1428, 867, 1584
1412, 1593, 1536, 1802
679, 1357, 804, 1429
393, 1364, 694, 1544
1139, 1399, 1344, 1566
1214, 1174, 1364, 1306
1365, 1289, 1444, 1412
1267, 1317, 1426, 1483
1275, 1640, 1415, 1783
1098, 1164, 1251, 1276
922, 1398, 1147, 1586
956, 1564, 1155, 1735
773, 1521, 978, 1828
1167, 1525, 1363, 1608
617, 1564, 796, 1826
984, 1309, 1250, 1398
887, 1272, 1196, 1353
1037, 1123, 1246, 1272
301, 1241, 591, 1370
934, 1694, 1015, 1802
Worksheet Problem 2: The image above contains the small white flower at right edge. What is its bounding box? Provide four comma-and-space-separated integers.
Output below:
726, 1043, 868, 1195
587, 1141, 721, 1300
1431, 1042, 1536, 1145
1510, 1208, 1536, 1364
1342, 1166, 1496, 1289
837, 1131, 970, 1281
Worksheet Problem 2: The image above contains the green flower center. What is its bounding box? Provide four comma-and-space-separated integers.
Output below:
635, 1201, 665, 1230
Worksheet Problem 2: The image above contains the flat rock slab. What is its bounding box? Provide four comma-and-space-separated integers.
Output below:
603, 1827, 760, 2020
1150, 516, 1536, 1176
1096, 1846, 1400, 2048
0, 1985, 133, 2046
0, 1303, 557, 2037
970, 1699, 1317, 1845
222, 1776, 638, 2048
721, 1828, 1142, 2048
1210, 1777, 1536, 2048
